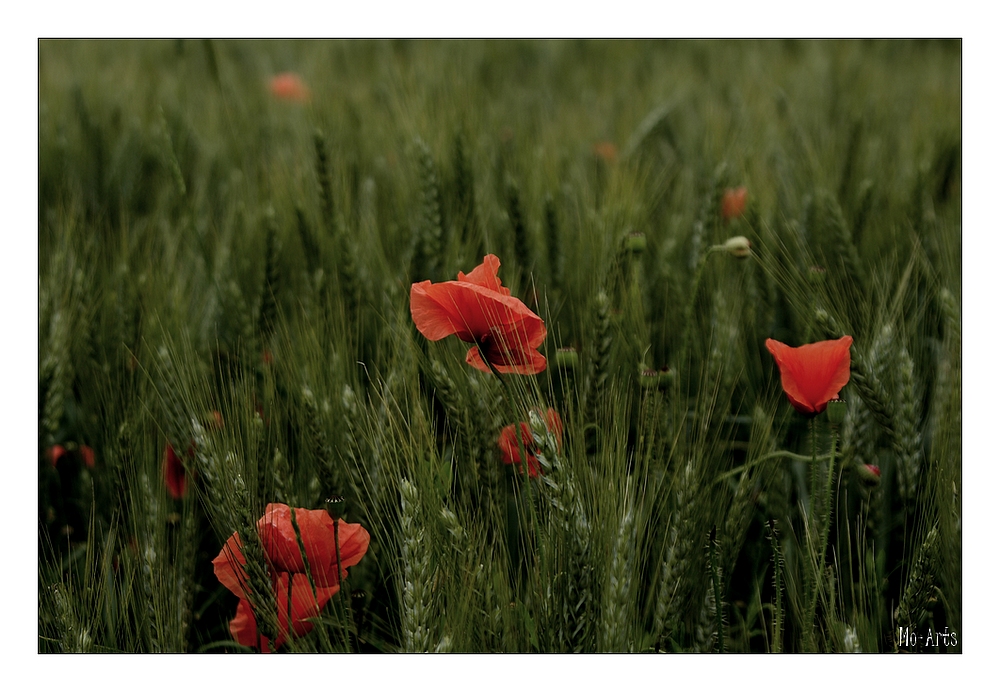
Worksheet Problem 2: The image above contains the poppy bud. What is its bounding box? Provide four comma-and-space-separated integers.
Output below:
625, 232, 647, 253
825, 399, 847, 427
639, 367, 660, 389
555, 347, 579, 369
325, 495, 346, 520
857, 463, 881, 487
722, 236, 752, 258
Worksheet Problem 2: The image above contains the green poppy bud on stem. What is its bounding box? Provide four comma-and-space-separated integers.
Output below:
826, 399, 847, 427
555, 347, 579, 369
639, 367, 660, 389
857, 463, 881, 487
722, 236, 752, 258
626, 232, 647, 254
325, 495, 345, 520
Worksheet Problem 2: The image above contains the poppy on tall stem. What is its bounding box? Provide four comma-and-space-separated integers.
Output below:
766, 335, 853, 626
410, 254, 547, 376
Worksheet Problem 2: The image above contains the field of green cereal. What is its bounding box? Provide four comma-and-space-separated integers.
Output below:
37, 39, 961, 653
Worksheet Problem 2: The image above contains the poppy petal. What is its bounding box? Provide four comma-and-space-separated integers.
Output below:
212, 533, 249, 600
457, 254, 511, 296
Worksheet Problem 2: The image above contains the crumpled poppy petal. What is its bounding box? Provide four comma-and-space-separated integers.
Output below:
212, 532, 249, 600
457, 253, 510, 295
466, 340, 547, 375
766, 336, 853, 415
229, 598, 268, 651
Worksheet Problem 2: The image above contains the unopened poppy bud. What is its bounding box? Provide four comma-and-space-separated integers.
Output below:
555, 347, 579, 369
857, 463, 881, 487
722, 236, 752, 258
825, 399, 847, 426
625, 232, 647, 253
639, 367, 660, 389
325, 495, 346, 520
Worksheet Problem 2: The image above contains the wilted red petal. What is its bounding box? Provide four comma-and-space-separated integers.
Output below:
766, 336, 853, 415
80, 445, 95, 469
162, 444, 188, 499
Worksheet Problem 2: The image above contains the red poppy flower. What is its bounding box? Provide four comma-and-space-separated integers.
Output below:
497, 408, 563, 478
48, 444, 95, 469
765, 336, 853, 415
410, 254, 547, 375
162, 443, 190, 500
48, 445, 67, 467
593, 141, 618, 163
269, 72, 310, 103
212, 503, 370, 652
721, 187, 748, 222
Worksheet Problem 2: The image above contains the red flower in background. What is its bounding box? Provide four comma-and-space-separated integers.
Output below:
721, 187, 748, 222
410, 254, 547, 375
212, 503, 370, 652
162, 443, 190, 500
497, 408, 563, 478
48, 444, 95, 469
269, 72, 310, 103
48, 445, 67, 467
593, 141, 618, 163
765, 336, 853, 415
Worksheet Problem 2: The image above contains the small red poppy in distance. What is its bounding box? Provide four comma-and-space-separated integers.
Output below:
765, 336, 853, 415
498, 408, 563, 478
212, 503, 370, 652
592, 141, 618, 163
162, 443, 190, 500
721, 187, 748, 222
269, 72, 310, 103
48, 444, 95, 469
410, 254, 547, 375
